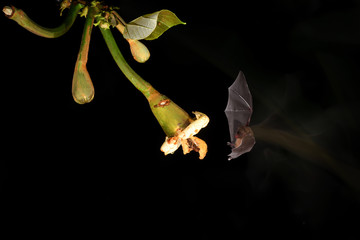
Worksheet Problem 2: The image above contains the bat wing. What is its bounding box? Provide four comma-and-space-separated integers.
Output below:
224, 71, 253, 143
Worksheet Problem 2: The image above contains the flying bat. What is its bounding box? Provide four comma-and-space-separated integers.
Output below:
225, 71, 255, 160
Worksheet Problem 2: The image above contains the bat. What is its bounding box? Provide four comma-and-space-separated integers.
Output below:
225, 71, 255, 160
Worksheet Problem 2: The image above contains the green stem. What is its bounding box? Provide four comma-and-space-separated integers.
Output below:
100, 27, 156, 99
76, 7, 96, 64
100, 27, 193, 136
3, 3, 83, 38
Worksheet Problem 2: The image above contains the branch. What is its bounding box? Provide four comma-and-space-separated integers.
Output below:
3, 3, 84, 38
100, 27, 155, 98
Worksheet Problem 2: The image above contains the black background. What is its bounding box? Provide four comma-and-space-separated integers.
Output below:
2, 0, 360, 238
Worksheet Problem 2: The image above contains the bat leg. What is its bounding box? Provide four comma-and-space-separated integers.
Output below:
227, 142, 235, 147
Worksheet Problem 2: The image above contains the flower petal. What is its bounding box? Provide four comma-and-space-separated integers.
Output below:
193, 136, 208, 160
160, 136, 181, 155
181, 136, 208, 159
179, 111, 209, 139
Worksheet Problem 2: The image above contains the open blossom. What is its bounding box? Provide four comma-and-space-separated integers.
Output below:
148, 91, 210, 159
160, 111, 209, 159
148, 92, 209, 159
148, 91, 209, 159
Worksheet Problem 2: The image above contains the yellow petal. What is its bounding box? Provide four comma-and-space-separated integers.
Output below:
181, 138, 191, 155
178, 111, 209, 139
193, 136, 208, 160
181, 136, 208, 160
160, 136, 181, 155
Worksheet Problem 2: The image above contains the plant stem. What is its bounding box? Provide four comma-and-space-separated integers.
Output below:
3, 3, 83, 38
76, 7, 96, 64
100, 27, 156, 99
100, 27, 193, 137
111, 10, 126, 27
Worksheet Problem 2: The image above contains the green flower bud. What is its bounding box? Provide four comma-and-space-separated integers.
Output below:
72, 64, 94, 104
128, 39, 150, 63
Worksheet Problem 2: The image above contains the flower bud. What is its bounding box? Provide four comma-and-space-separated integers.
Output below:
72, 64, 94, 104
128, 39, 150, 63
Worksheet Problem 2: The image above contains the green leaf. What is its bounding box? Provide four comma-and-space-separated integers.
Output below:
123, 10, 185, 40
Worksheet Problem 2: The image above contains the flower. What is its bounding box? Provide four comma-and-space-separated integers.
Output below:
100, 27, 209, 159
148, 92, 209, 159
160, 111, 209, 159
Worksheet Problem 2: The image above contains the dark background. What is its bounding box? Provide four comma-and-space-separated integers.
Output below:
1, 0, 360, 238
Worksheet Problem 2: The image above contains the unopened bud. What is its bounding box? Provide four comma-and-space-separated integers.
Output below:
72, 65, 94, 104
128, 39, 150, 63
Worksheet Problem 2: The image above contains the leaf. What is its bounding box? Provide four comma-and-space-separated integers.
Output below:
123, 10, 185, 40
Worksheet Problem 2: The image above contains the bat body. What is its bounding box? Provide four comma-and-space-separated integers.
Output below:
225, 71, 255, 160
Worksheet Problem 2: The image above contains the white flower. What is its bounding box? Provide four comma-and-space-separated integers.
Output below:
160, 111, 209, 159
